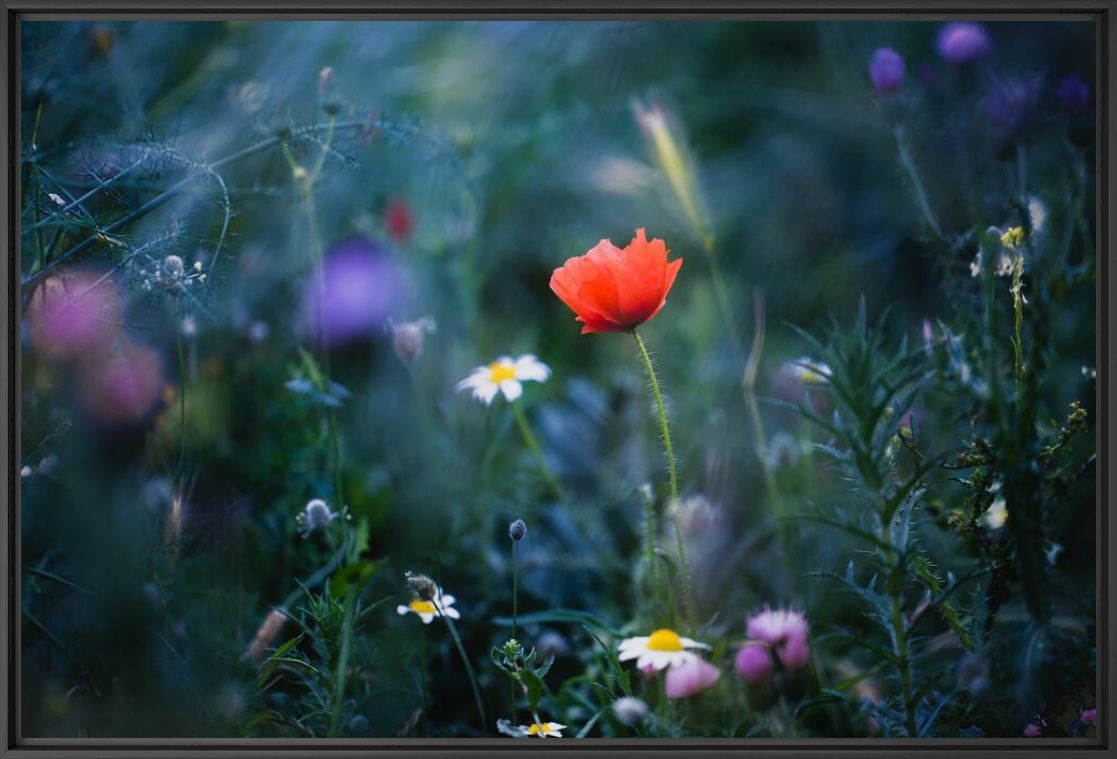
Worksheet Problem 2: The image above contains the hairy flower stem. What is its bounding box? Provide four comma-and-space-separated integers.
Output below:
631, 330, 696, 638
1011, 255, 1026, 388
893, 125, 944, 242
435, 598, 487, 729
283, 120, 345, 513
511, 539, 520, 725
173, 327, 187, 488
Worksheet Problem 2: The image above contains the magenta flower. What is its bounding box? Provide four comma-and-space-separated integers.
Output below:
1023, 721, 1045, 738
1081, 707, 1096, 727
869, 48, 905, 94
302, 237, 404, 346
734, 641, 774, 685
936, 22, 992, 64
664, 657, 720, 699
746, 607, 811, 671
27, 270, 121, 361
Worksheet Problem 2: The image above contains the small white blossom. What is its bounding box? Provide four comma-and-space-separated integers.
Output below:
396, 586, 460, 624
296, 498, 345, 537
455, 354, 550, 405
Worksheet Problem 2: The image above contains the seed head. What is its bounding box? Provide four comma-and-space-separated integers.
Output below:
508, 518, 527, 542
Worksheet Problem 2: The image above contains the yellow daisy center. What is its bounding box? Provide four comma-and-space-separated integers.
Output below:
488, 361, 517, 383
409, 600, 436, 614
528, 723, 555, 736
646, 628, 684, 651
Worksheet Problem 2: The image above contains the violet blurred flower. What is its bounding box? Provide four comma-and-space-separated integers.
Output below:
302, 237, 403, 346
1081, 708, 1097, 727
746, 607, 811, 670
869, 48, 905, 94
936, 22, 992, 64
1056, 74, 1090, 115
1023, 720, 1045, 737
734, 641, 775, 685
664, 657, 720, 699
986, 73, 1044, 132
81, 341, 165, 424
27, 269, 121, 361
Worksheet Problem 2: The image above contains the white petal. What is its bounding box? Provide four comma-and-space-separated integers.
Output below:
618, 636, 648, 650
500, 380, 523, 402
420, 613, 435, 624
438, 594, 455, 606
454, 368, 488, 392
445, 607, 461, 619
681, 638, 711, 650
397, 605, 410, 615
515, 354, 551, 383
475, 382, 500, 405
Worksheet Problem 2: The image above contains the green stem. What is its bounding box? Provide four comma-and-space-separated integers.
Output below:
511, 541, 519, 640
1011, 255, 1025, 388
893, 125, 944, 242
327, 594, 356, 737
174, 327, 187, 487
631, 330, 695, 638
436, 600, 487, 729
511, 400, 563, 502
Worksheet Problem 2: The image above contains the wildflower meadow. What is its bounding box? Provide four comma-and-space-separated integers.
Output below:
18, 20, 1097, 739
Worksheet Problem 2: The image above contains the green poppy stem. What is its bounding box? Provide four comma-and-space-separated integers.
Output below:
631, 330, 695, 638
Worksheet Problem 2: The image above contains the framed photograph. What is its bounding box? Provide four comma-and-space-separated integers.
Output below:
3, 3, 1113, 757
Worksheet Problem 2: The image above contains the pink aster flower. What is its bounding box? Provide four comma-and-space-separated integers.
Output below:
746, 607, 811, 671
664, 656, 720, 699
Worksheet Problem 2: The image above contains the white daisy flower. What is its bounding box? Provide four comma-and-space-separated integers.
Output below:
618, 628, 710, 671
984, 497, 1008, 530
396, 587, 460, 624
523, 721, 566, 738
786, 356, 831, 385
455, 353, 551, 405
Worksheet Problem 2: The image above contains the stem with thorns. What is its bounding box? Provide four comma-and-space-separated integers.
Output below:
631, 330, 695, 637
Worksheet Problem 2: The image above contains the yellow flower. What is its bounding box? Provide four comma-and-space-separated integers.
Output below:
1000, 226, 1025, 250
523, 721, 565, 738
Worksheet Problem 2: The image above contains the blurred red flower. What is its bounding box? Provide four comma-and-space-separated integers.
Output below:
385, 199, 414, 243
549, 228, 682, 334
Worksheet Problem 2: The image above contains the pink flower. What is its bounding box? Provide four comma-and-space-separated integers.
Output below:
80, 342, 165, 424
664, 657, 720, 699
1081, 708, 1096, 727
746, 607, 810, 671
1023, 721, 1044, 738
26, 269, 121, 361
734, 641, 774, 685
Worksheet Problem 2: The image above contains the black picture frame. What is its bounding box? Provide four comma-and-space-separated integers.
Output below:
2, 2, 1113, 756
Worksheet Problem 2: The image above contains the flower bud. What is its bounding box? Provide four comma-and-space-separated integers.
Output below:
387, 316, 435, 365
869, 48, 905, 94
405, 571, 437, 601
611, 696, 649, 727
508, 518, 527, 541
735, 641, 775, 684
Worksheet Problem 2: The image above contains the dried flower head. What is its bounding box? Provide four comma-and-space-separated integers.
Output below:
387, 316, 436, 365
405, 571, 438, 601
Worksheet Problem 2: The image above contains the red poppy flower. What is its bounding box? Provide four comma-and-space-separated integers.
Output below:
549, 228, 683, 334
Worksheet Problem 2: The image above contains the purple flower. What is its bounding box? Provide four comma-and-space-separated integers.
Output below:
81, 342, 165, 424
302, 237, 404, 346
1081, 707, 1097, 727
937, 22, 992, 64
1023, 721, 1045, 738
869, 48, 905, 94
986, 73, 1044, 132
734, 641, 774, 685
1056, 74, 1090, 115
27, 269, 121, 361
664, 657, 720, 699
